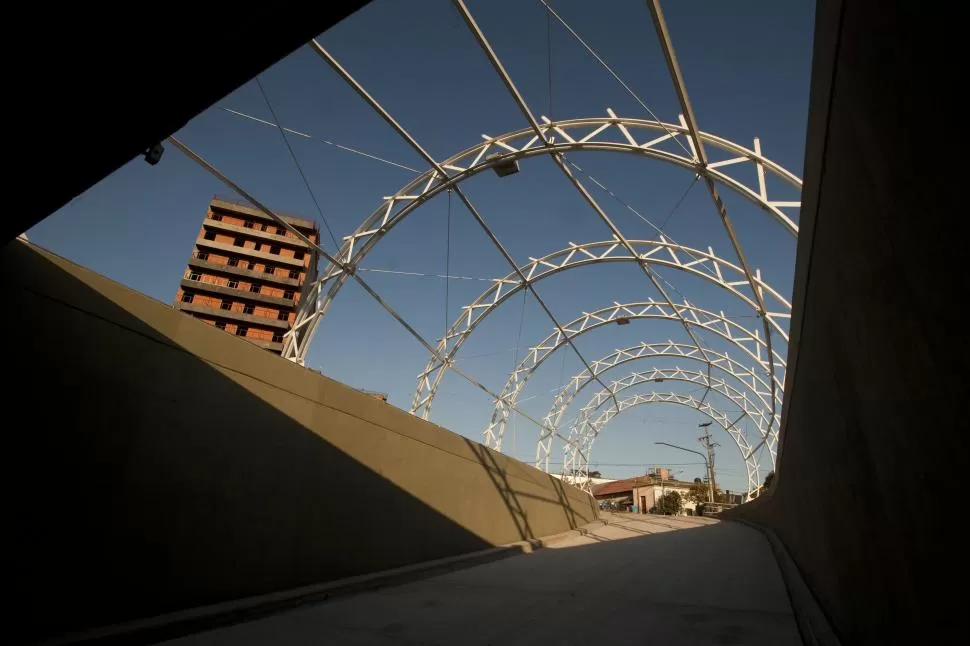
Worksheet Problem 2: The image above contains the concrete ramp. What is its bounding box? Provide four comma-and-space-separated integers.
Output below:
2, 241, 597, 643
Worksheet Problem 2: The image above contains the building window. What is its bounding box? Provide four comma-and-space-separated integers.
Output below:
196, 252, 209, 260
243, 304, 255, 315
228, 279, 239, 289
272, 333, 284, 343
244, 221, 254, 229
270, 245, 281, 255
288, 269, 300, 279
260, 223, 268, 232
233, 237, 244, 247
250, 284, 261, 294
215, 321, 226, 330
235, 326, 248, 337
220, 300, 231, 310
276, 227, 284, 235
181, 292, 194, 303
283, 290, 294, 300
247, 261, 256, 270
211, 213, 222, 221
263, 265, 275, 274
294, 250, 305, 260
277, 310, 288, 321
203, 231, 216, 241
187, 272, 201, 281
227, 257, 239, 267
254, 242, 262, 252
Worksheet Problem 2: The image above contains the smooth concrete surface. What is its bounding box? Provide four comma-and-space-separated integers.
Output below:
724, 1, 965, 643
163, 513, 800, 646
2, 241, 597, 643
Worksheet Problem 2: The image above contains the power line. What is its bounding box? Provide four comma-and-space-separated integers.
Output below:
254, 77, 340, 250
220, 107, 422, 173
444, 190, 453, 339
356, 267, 494, 281
537, 0, 692, 157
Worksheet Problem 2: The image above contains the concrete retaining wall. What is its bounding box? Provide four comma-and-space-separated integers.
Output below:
3, 241, 597, 643
724, 1, 962, 643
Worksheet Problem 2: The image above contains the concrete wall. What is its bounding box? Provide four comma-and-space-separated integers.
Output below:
725, 1, 963, 643
2, 241, 597, 643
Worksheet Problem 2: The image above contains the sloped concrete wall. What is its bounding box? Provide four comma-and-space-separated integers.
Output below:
725, 1, 963, 643
3, 241, 597, 642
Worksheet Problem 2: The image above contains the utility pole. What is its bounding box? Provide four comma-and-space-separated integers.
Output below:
698, 422, 718, 503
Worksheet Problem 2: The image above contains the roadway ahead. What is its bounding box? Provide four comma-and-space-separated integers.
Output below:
165, 513, 800, 645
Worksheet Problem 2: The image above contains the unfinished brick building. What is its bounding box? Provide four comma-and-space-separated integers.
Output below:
174, 197, 319, 355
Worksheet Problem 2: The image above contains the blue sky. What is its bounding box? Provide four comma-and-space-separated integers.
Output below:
29, 0, 814, 491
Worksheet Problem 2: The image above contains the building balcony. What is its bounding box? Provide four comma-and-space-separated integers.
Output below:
194, 239, 305, 268
203, 218, 311, 249
210, 197, 318, 233
180, 279, 296, 308
186, 256, 302, 287
176, 302, 290, 330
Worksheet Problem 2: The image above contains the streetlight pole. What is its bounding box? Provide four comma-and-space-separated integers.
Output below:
697, 422, 718, 503
655, 441, 714, 503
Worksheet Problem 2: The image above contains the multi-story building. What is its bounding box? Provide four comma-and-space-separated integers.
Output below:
174, 197, 319, 355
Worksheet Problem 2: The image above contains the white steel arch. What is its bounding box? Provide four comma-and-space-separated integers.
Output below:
412, 240, 791, 419
564, 391, 762, 496
567, 367, 769, 473
481, 301, 786, 454
282, 114, 801, 365
534, 342, 782, 470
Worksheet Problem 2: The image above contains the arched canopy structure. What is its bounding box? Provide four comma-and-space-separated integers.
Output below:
562, 391, 763, 496
533, 342, 782, 469
480, 300, 786, 454
411, 240, 791, 419
281, 114, 801, 366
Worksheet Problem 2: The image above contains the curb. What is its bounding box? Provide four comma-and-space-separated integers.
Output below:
41, 518, 606, 646
732, 518, 842, 646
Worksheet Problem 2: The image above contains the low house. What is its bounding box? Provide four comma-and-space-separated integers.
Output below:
592, 475, 699, 515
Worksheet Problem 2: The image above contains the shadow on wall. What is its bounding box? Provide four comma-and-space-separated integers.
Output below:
1, 241, 596, 644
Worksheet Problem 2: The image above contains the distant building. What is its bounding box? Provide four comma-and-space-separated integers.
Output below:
593, 474, 698, 515
174, 197, 319, 355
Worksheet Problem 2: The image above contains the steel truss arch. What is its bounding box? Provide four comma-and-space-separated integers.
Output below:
413, 240, 790, 419
566, 368, 770, 476
480, 300, 785, 453
564, 391, 762, 496
533, 341, 781, 470
282, 114, 801, 364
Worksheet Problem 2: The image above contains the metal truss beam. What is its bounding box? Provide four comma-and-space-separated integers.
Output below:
282, 114, 800, 365
309, 38, 621, 419
412, 239, 791, 419
480, 299, 785, 456
646, 0, 782, 444
452, 0, 716, 411
534, 340, 782, 471
563, 391, 760, 496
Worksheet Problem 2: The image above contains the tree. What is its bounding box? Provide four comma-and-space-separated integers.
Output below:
686, 481, 722, 504
588, 470, 602, 479
763, 471, 775, 490
651, 491, 683, 515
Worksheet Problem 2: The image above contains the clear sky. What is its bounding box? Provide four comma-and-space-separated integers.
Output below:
29, 0, 815, 492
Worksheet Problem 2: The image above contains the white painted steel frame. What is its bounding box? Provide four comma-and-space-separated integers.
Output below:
480, 300, 784, 455
280, 114, 801, 365
566, 367, 769, 489
535, 340, 782, 469
565, 391, 762, 496
413, 239, 791, 419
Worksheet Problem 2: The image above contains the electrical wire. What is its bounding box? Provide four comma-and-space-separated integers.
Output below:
220, 107, 422, 173
254, 77, 340, 250
537, 0, 692, 157
356, 267, 493, 281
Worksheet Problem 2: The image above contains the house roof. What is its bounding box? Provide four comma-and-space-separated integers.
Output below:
592, 476, 698, 497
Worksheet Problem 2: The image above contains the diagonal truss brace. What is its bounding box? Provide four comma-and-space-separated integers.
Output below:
310, 38, 623, 419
